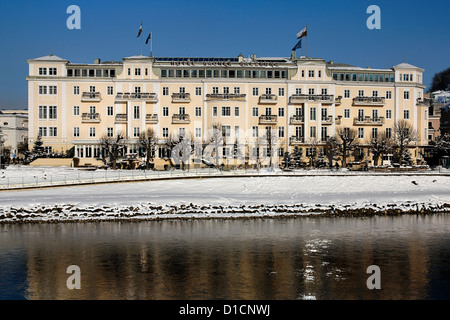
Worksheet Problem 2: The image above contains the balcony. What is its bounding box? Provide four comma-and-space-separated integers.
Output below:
172, 114, 190, 124
145, 114, 158, 124
353, 116, 385, 126
206, 93, 246, 101
335, 96, 342, 105
289, 94, 335, 104
352, 96, 386, 106
259, 94, 278, 104
115, 92, 158, 102
258, 115, 278, 125
335, 116, 342, 125
81, 113, 101, 123
417, 98, 431, 107
81, 92, 101, 102
289, 115, 305, 125
172, 92, 191, 103
115, 114, 127, 123
321, 115, 333, 125
289, 136, 305, 145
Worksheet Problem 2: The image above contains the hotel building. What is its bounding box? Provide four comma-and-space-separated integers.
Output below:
26, 53, 428, 168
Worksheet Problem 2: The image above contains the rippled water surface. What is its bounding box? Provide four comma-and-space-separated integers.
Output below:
1, 214, 450, 299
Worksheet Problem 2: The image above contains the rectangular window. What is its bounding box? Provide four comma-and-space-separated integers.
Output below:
321, 88, 328, 95
358, 128, 364, 139
235, 126, 240, 137
49, 127, 57, 137
252, 87, 259, 96
278, 107, 285, 117
372, 90, 378, 97
372, 128, 378, 139
38, 127, 47, 137
195, 87, 201, 96
386, 91, 392, 99
308, 70, 315, 77
212, 87, 219, 94
195, 106, 202, 117
318, 70, 322, 78
252, 107, 259, 117
49, 86, 57, 95
73, 127, 80, 137
278, 126, 285, 138
107, 86, 114, 95
73, 106, 80, 116
321, 127, 328, 141
308, 88, 315, 95
252, 126, 258, 138
234, 87, 240, 94
48, 106, 57, 119
133, 127, 140, 137
386, 127, 392, 139
89, 127, 96, 137
358, 90, 364, 97
310, 107, 316, 121
107, 106, 114, 116
310, 126, 316, 138
223, 87, 229, 94
162, 87, 169, 96
404, 110, 410, 119
222, 106, 231, 116
38, 106, 47, 119
162, 106, 169, 117
235, 106, 240, 117
212, 106, 217, 117
73, 86, 80, 95
296, 88, 302, 95
222, 125, 231, 137
162, 127, 169, 138
278, 88, 285, 96
265, 88, 272, 95
107, 127, 114, 137
39, 86, 47, 94
404, 91, 410, 99
179, 87, 185, 93
38, 67, 47, 75
344, 109, 350, 118
195, 128, 202, 138
344, 90, 350, 98
133, 106, 140, 119
386, 109, 392, 119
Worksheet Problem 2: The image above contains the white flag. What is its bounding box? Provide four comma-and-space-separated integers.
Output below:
296, 26, 307, 39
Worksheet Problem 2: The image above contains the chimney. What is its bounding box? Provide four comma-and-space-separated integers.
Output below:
329, 60, 334, 65
252, 54, 256, 61
94, 58, 101, 64
238, 53, 243, 62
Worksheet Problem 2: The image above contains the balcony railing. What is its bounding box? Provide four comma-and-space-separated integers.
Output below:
206, 93, 246, 101
115, 114, 127, 123
145, 114, 158, 124
353, 116, 385, 126
259, 94, 278, 104
289, 94, 335, 104
258, 114, 278, 125
289, 115, 305, 125
417, 98, 431, 106
81, 92, 101, 102
335, 116, 342, 125
289, 136, 305, 145
352, 96, 386, 106
81, 113, 101, 123
172, 92, 191, 102
115, 92, 158, 102
335, 96, 342, 105
321, 115, 333, 125
172, 114, 190, 124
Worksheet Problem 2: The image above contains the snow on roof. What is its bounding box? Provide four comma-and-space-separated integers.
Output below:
28, 55, 68, 62
393, 62, 422, 70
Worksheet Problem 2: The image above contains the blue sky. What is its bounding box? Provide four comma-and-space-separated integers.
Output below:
0, 0, 448, 109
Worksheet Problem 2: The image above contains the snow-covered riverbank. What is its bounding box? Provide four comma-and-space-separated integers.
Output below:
1, 174, 450, 223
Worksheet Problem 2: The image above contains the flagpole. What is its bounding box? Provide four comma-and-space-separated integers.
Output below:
305, 24, 308, 57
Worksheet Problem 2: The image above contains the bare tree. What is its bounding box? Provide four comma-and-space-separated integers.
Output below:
100, 133, 125, 170
262, 125, 279, 170
139, 128, 158, 170
366, 131, 394, 166
393, 120, 417, 165
306, 137, 319, 168
434, 133, 450, 155
204, 122, 226, 167
165, 130, 194, 170
334, 127, 359, 167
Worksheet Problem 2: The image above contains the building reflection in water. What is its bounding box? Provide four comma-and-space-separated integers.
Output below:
10, 214, 448, 300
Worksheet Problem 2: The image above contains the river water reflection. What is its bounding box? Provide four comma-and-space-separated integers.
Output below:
1, 214, 450, 300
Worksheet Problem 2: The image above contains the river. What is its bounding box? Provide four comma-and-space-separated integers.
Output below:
1, 214, 449, 300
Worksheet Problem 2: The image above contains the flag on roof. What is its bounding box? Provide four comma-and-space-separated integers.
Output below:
292, 39, 302, 51
145, 32, 152, 44
296, 26, 307, 39
137, 23, 143, 37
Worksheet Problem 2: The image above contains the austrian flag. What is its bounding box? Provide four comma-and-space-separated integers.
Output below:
137, 23, 143, 37
296, 26, 307, 39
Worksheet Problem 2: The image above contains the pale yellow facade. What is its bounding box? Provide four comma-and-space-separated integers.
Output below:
26, 53, 428, 167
